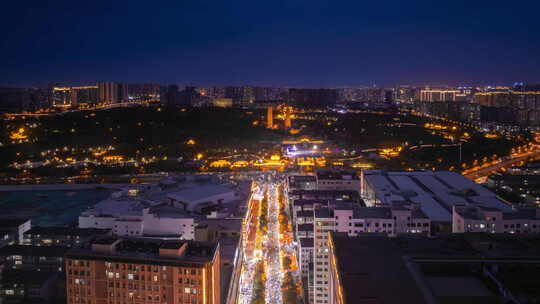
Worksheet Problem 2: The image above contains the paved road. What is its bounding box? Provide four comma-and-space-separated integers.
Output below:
237, 173, 301, 304
464, 149, 540, 181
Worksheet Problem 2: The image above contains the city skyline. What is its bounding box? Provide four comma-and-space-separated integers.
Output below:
2, 2, 540, 304
2, 0, 540, 87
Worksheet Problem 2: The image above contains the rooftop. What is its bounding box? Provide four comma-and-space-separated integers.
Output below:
330, 233, 540, 304
167, 183, 234, 202
503, 208, 540, 220
300, 237, 314, 248
296, 210, 313, 218
288, 175, 317, 182
363, 170, 511, 222
24, 226, 111, 237
67, 237, 219, 265
293, 199, 326, 207
196, 218, 242, 231
316, 170, 359, 180
289, 190, 361, 202
297, 223, 314, 232
456, 206, 540, 221
331, 233, 428, 304
353, 207, 392, 219
288, 175, 317, 190
314, 208, 333, 219
81, 174, 238, 219
0, 245, 68, 257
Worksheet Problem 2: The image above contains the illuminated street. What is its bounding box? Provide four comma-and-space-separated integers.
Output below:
238, 173, 302, 304
464, 137, 540, 183
265, 179, 283, 304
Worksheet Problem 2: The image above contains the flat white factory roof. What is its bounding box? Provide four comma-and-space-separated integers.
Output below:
364, 170, 511, 221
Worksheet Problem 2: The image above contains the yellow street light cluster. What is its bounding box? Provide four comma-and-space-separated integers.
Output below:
9, 128, 28, 140
379, 147, 402, 159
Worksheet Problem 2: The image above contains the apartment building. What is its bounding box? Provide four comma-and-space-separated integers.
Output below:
65, 238, 220, 304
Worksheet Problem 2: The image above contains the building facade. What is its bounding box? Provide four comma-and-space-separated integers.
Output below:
98, 82, 128, 104
453, 205, 540, 234
316, 171, 360, 192
66, 238, 220, 304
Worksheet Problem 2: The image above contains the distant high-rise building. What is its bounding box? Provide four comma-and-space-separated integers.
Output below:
224, 86, 254, 106
178, 86, 201, 106
0, 88, 32, 113
51, 86, 98, 108
419, 89, 462, 102
394, 85, 417, 103
66, 238, 221, 304
200, 87, 225, 100
336, 87, 384, 103
414, 100, 480, 122
128, 84, 160, 102
161, 85, 179, 106
384, 89, 394, 103
224, 86, 242, 105
242, 85, 254, 105
51, 87, 72, 107
98, 82, 128, 104
288, 88, 337, 107
252, 87, 287, 102
71, 86, 99, 106
474, 91, 540, 125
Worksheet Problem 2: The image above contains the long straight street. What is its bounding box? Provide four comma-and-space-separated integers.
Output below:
237, 173, 302, 304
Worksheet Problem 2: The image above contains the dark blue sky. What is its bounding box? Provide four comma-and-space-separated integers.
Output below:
1, 0, 539, 87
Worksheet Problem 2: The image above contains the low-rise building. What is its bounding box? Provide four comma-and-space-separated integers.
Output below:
328, 232, 540, 304
0, 245, 67, 272
79, 175, 241, 239
0, 218, 31, 246
288, 175, 317, 191
361, 170, 512, 228
453, 205, 540, 234
23, 226, 111, 247
0, 270, 62, 303
333, 204, 430, 237
289, 190, 361, 203
316, 170, 360, 192
194, 218, 242, 242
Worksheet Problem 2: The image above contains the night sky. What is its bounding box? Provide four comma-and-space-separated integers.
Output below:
1, 0, 539, 87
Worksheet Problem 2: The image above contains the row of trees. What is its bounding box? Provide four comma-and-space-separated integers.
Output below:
251, 261, 266, 304
251, 192, 269, 304
277, 185, 302, 303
